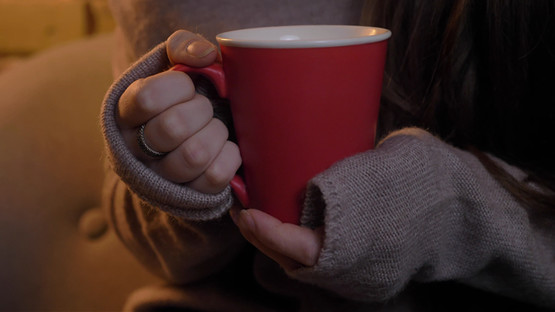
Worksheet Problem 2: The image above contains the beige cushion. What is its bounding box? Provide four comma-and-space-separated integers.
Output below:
0, 33, 159, 311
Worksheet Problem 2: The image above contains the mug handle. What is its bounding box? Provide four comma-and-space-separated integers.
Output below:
171, 64, 249, 208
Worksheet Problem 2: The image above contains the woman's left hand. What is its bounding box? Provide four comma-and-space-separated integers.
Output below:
230, 207, 323, 271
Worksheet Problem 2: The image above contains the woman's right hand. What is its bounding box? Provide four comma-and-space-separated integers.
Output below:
116, 30, 241, 194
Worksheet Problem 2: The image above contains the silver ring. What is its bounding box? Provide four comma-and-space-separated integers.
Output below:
137, 124, 168, 158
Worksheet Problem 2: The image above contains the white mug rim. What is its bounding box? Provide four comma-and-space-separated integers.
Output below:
216, 25, 391, 49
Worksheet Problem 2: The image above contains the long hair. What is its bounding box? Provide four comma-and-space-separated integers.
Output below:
362, 0, 555, 211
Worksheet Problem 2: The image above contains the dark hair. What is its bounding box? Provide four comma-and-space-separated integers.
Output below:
362, 0, 555, 211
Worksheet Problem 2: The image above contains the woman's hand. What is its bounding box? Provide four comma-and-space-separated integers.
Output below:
117, 30, 241, 194
230, 207, 324, 271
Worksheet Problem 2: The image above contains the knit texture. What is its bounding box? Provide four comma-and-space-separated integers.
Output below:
101, 43, 234, 221
290, 128, 555, 307
101, 45, 555, 312
100, 1, 555, 307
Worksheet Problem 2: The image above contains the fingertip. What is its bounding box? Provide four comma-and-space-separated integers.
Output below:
239, 209, 256, 231
245, 210, 322, 267
167, 30, 218, 67
186, 40, 217, 59
230, 207, 256, 237
241, 209, 281, 240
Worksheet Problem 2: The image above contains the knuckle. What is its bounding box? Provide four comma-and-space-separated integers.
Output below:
158, 114, 185, 143
123, 78, 142, 100
227, 142, 242, 169
181, 140, 211, 169
173, 71, 196, 98
196, 99, 217, 124
227, 141, 240, 155
196, 94, 214, 114
204, 141, 241, 189
133, 79, 158, 115
210, 118, 229, 139
204, 163, 231, 187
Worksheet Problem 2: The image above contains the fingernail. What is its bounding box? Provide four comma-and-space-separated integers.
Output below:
186, 40, 215, 58
230, 208, 255, 232
239, 210, 255, 231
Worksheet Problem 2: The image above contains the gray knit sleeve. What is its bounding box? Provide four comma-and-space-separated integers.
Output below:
290, 128, 555, 308
100, 42, 234, 221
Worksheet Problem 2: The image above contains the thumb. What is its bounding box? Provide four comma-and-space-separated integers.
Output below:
166, 30, 219, 67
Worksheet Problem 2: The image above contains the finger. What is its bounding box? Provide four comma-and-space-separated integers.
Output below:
141, 93, 213, 153
166, 30, 219, 68
118, 70, 196, 129
187, 141, 242, 194
231, 208, 323, 268
151, 118, 228, 183
230, 207, 302, 271
247, 234, 303, 271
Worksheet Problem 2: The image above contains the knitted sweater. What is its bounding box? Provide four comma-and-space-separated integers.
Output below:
101, 42, 555, 311
101, 1, 555, 310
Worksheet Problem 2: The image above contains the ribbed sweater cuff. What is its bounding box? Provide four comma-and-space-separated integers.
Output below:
100, 42, 233, 221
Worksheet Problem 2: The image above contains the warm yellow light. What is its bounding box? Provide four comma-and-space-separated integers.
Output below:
0, 0, 114, 55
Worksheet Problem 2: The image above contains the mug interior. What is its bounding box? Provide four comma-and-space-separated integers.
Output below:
216, 25, 391, 48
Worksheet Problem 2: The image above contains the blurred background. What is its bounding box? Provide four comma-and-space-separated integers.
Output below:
0, 1, 161, 311
0, 0, 115, 70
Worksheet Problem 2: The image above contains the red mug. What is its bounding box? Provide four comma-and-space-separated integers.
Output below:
173, 25, 391, 224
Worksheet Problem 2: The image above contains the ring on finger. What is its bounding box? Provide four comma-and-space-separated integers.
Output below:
137, 123, 168, 158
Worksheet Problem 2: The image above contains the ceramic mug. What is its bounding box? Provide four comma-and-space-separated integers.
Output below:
173, 25, 391, 224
